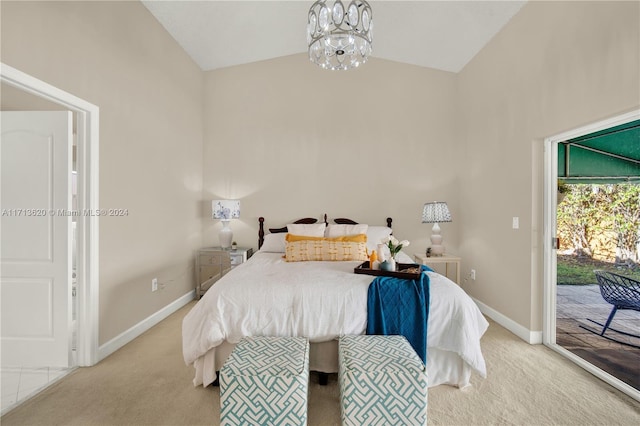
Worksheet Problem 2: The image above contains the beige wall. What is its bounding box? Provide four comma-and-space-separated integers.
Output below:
1, 1, 204, 345
202, 55, 459, 257
457, 0, 640, 331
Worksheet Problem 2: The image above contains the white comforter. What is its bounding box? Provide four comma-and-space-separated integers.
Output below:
182, 252, 488, 379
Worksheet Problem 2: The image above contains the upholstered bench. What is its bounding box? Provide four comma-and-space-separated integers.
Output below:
339, 335, 427, 426
220, 336, 310, 426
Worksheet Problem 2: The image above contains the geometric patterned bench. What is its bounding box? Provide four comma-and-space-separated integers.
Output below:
339, 335, 427, 426
220, 336, 310, 426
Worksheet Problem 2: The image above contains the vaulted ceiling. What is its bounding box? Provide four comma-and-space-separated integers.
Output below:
142, 0, 527, 73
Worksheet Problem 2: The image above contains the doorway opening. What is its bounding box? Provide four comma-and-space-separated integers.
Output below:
0, 64, 99, 414
544, 110, 640, 402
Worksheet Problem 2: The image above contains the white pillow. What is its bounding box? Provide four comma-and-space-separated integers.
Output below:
287, 223, 326, 237
260, 233, 287, 252
366, 226, 393, 251
325, 223, 368, 238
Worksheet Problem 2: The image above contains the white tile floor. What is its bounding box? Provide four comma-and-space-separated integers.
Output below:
2, 284, 78, 415
1, 366, 73, 415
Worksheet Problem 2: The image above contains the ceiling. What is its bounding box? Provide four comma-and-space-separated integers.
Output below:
141, 0, 527, 73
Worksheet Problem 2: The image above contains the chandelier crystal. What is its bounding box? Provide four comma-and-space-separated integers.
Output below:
307, 0, 373, 71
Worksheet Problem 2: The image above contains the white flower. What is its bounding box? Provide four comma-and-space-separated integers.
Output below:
382, 235, 410, 259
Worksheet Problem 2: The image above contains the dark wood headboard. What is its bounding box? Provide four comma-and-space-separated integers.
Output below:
258, 215, 392, 249
334, 217, 393, 228
258, 214, 328, 249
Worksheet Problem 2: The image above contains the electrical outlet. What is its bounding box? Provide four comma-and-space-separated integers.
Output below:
152, 278, 158, 292
470, 269, 476, 280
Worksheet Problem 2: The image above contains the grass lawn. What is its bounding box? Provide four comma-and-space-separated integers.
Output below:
557, 255, 640, 285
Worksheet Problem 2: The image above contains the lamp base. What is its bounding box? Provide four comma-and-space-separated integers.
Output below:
219, 221, 233, 249
430, 222, 445, 256
430, 245, 445, 256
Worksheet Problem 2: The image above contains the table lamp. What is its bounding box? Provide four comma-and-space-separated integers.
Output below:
422, 201, 452, 256
212, 200, 240, 249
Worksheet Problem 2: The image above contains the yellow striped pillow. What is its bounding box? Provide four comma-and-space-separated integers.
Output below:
285, 233, 367, 243
284, 234, 368, 262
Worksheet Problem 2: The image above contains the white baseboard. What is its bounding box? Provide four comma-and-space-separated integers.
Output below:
472, 297, 543, 344
98, 290, 195, 361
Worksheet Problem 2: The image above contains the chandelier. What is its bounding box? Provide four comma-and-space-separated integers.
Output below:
307, 0, 373, 71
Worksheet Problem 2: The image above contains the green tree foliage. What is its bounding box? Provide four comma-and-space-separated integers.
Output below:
557, 183, 640, 263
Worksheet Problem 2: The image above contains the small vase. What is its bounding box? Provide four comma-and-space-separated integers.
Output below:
377, 243, 386, 262
388, 257, 396, 272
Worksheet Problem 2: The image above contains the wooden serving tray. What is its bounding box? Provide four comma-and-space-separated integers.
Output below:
354, 261, 422, 280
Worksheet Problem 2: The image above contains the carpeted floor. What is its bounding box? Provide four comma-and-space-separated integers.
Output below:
2, 301, 639, 425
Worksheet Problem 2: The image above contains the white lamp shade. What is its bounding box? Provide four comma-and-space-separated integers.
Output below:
212, 200, 240, 220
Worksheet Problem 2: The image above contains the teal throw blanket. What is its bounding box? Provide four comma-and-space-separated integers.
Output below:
366, 265, 431, 364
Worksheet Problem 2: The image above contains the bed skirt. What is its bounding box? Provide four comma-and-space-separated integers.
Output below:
192, 340, 473, 389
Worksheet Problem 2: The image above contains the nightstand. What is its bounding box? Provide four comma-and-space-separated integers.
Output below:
196, 247, 253, 299
414, 253, 461, 284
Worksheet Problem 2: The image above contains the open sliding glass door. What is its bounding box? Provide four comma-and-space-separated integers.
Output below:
543, 110, 640, 402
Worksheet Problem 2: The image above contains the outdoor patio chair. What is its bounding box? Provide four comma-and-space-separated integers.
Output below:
581, 270, 640, 348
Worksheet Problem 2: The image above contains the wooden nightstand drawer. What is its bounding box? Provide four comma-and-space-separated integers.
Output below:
199, 252, 231, 266
199, 265, 229, 283
195, 247, 253, 299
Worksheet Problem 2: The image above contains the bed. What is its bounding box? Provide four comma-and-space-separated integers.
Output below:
182, 216, 489, 389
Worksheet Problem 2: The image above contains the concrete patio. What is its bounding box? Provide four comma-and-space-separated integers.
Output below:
556, 284, 640, 390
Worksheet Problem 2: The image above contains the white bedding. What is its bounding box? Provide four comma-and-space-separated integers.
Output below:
182, 251, 489, 387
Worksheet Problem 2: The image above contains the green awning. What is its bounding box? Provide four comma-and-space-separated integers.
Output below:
558, 120, 640, 184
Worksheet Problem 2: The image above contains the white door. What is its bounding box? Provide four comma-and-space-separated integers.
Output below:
1, 110, 73, 368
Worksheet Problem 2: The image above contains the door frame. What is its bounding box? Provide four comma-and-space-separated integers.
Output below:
543, 108, 640, 401
1, 63, 99, 366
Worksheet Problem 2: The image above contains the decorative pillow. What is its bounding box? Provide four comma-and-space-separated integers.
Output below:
285, 233, 367, 243
286, 223, 326, 237
260, 233, 287, 252
325, 223, 368, 238
284, 237, 369, 262
366, 226, 393, 251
